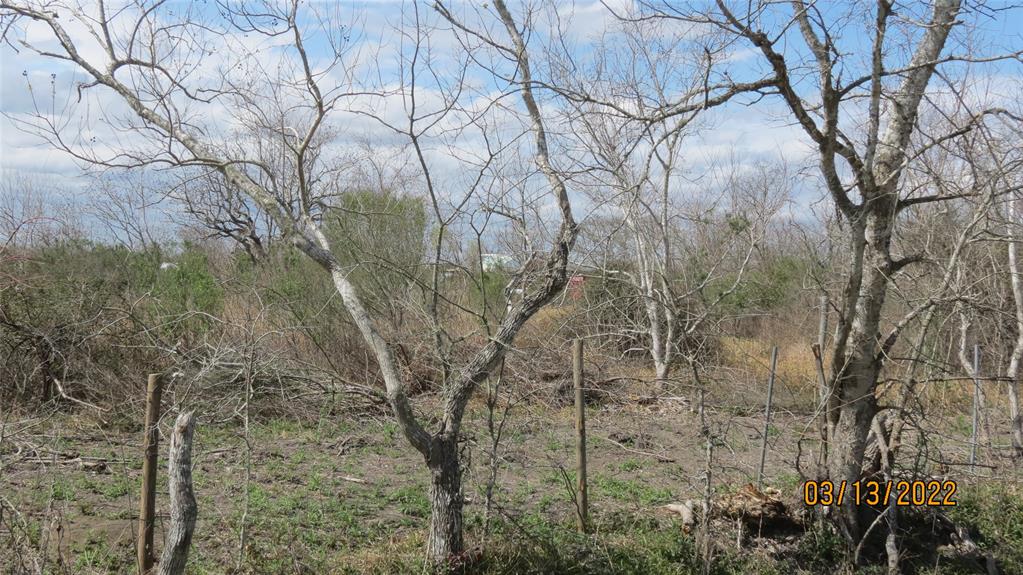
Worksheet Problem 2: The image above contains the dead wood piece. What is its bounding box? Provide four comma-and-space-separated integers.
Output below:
603, 433, 676, 463
79, 460, 109, 474
716, 484, 791, 529
157, 412, 198, 575
662, 501, 699, 531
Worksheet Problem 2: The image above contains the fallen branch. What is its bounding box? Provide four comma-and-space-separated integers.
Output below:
600, 434, 676, 463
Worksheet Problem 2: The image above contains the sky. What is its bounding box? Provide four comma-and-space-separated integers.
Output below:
1, 0, 1022, 241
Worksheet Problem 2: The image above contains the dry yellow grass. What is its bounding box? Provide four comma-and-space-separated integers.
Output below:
719, 336, 821, 396
722, 336, 1009, 417
516, 304, 575, 348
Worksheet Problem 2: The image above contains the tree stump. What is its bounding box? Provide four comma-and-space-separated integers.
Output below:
157, 412, 198, 575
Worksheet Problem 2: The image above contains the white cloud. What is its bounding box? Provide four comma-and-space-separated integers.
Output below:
4, 0, 1008, 243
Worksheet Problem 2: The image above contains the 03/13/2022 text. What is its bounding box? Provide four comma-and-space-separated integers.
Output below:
803, 480, 957, 507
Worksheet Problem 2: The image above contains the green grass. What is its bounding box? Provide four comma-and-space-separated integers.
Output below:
50, 477, 77, 501
289, 446, 310, 465
546, 437, 566, 452
592, 474, 673, 506
7, 417, 1023, 575
772, 472, 802, 493
97, 475, 132, 499
619, 459, 643, 472
69, 532, 134, 573
334, 513, 783, 575
950, 482, 1023, 572
389, 485, 430, 518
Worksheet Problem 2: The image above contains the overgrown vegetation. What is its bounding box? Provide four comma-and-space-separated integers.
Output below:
2, 0, 1022, 573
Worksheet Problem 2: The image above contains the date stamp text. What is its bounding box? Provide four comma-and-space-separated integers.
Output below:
802, 480, 957, 507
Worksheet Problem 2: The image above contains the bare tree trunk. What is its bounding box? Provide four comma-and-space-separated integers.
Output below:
1006, 193, 1023, 457
829, 212, 892, 544
1008, 366, 1023, 457
632, 219, 671, 384
829, 375, 879, 543
426, 437, 462, 563
699, 428, 714, 574
482, 359, 508, 537
157, 412, 198, 575
653, 355, 670, 383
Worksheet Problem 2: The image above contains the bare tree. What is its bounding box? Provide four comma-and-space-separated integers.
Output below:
943, 120, 1023, 459
983, 113, 1023, 457
87, 170, 165, 251
634, 0, 1022, 546
0, 0, 579, 562
171, 170, 271, 264
555, 12, 777, 383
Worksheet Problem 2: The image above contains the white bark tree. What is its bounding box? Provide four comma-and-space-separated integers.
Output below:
437, 2, 777, 388
945, 123, 1023, 459
1005, 189, 1023, 455
558, 14, 774, 382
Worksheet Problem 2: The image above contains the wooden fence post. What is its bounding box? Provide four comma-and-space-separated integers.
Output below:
573, 338, 588, 533
157, 411, 198, 575
138, 373, 163, 574
757, 346, 779, 489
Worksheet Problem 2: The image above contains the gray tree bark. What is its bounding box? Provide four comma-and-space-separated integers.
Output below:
426, 437, 463, 562
829, 0, 961, 544
157, 412, 198, 575
712, 0, 962, 546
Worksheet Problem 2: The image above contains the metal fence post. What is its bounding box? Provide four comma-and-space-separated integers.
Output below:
757, 346, 779, 489
573, 338, 588, 533
970, 344, 981, 470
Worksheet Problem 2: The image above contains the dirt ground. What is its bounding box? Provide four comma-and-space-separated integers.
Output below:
1, 386, 1019, 574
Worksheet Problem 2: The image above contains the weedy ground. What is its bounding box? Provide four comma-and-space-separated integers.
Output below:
2, 393, 1021, 574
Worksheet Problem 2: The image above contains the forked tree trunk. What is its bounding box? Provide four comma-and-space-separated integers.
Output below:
633, 220, 672, 385
426, 437, 463, 563
828, 211, 892, 545
0, 2, 576, 570
826, 0, 960, 546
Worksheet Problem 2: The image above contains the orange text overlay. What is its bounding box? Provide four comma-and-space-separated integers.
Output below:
802, 480, 957, 507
